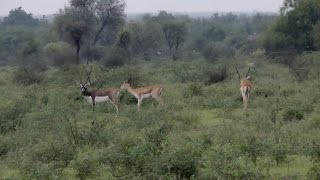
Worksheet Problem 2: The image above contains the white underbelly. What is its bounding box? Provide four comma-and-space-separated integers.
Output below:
85, 96, 110, 103
141, 93, 152, 99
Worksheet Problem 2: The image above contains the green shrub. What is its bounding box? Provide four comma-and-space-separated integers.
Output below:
14, 66, 45, 85
0, 99, 31, 133
183, 83, 203, 98
240, 136, 264, 164
104, 47, 128, 67
270, 144, 288, 166
43, 41, 75, 66
308, 162, 320, 179
204, 66, 228, 85
156, 140, 201, 179
289, 55, 313, 82
14, 39, 47, 85
146, 123, 172, 155
283, 108, 304, 121
201, 144, 263, 179
175, 110, 199, 126
202, 43, 233, 62
106, 132, 153, 177
0, 137, 11, 157
171, 62, 214, 83
254, 88, 274, 98
31, 140, 74, 165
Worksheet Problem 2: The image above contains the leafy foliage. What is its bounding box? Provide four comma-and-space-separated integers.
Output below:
264, 0, 320, 54
44, 41, 75, 66
2, 7, 39, 26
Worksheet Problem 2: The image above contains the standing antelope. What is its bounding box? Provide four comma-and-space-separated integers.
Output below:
235, 67, 252, 110
80, 83, 119, 113
78, 66, 119, 113
120, 77, 163, 110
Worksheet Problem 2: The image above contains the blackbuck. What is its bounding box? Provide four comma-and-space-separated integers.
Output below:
120, 78, 163, 110
235, 67, 252, 110
78, 66, 119, 113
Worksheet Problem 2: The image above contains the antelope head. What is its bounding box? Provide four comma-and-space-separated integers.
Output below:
120, 77, 132, 90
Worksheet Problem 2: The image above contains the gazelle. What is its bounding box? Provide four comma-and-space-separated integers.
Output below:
78, 66, 119, 113
80, 83, 119, 113
120, 77, 163, 110
235, 67, 252, 110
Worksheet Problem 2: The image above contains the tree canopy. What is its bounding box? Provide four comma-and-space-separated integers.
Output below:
2, 7, 39, 26
263, 0, 320, 53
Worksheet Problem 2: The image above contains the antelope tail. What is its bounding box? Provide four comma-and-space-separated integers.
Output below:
245, 87, 250, 100
243, 86, 250, 110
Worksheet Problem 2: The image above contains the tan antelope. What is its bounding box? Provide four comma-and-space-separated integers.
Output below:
120, 77, 163, 110
235, 67, 252, 110
78, 66, 119, 113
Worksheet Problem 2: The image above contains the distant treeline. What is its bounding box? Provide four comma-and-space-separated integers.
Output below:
0, 0, 319, 69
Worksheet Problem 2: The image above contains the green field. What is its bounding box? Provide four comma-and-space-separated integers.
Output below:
1, 0, 320, 178
1, 59, 320, 179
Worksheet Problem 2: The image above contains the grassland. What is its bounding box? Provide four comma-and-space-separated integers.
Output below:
0, 58, 320, 179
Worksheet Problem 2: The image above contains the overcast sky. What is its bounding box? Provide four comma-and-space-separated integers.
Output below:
0, 0, 284, 16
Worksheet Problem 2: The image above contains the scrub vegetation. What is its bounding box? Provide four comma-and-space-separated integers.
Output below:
1, 0, 320, 179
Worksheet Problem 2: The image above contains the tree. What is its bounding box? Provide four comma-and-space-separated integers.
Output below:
2, 7, 39, 26
93, 0, 125, 45
14, 39, 47, 85
127, 20, 162, 57
53, 0, 125, 64
203, 25, 226, 42
156, 11, 187, 60
118, 30, 131, 52
54, 7, 93, 64
0, 27, 35, 64
264, 0, 320, 53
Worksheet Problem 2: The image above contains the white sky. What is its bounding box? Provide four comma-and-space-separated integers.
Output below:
0, 0, 284, 16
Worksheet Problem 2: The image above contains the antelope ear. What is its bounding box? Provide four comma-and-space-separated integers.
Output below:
246, 76, 251, 80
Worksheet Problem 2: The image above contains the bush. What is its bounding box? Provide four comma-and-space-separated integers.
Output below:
201, 144, 263, 179
72, 152, 100, 179
156, 140, 201, 179
0, 137, 11, 157
43, 41, 75, 66
254, 88, 274, 98
183, 83, 203, 98
146, 123, 172, 155
31, 140, 74, 165
289, 59, 312, 82
283, 108, 304, 121
204, 66, 227, 85
202, 43, 233, 62
104, 47, 128, 67
171, 62, 214, 83
308, 162, 320, 180
14, 66, 45, 85
0, 98, 31, 133
15, 39, 47, 85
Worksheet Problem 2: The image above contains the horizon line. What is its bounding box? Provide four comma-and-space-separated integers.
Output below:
0, 10, 279, 17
